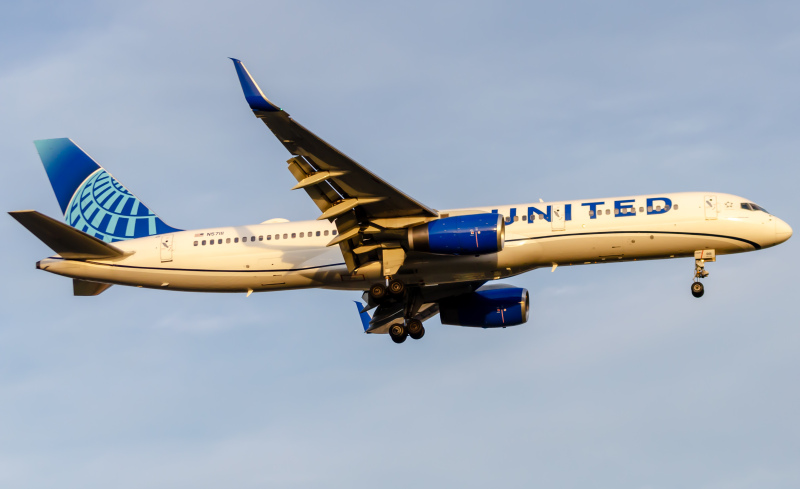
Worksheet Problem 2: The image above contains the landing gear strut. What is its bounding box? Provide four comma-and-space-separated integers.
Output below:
691, 250, 714, 298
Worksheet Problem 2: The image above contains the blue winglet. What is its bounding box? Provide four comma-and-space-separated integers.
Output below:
229, 58, 281, 112
354, 301, 371, 332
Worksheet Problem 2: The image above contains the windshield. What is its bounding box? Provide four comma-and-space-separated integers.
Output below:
741, 202, 769, 214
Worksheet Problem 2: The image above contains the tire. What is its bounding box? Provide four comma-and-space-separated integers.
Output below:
369, 283, 386, 301
691, 281, 704, 298
389, 323, 407, 343
388, 279, 405, 295
407, 318, 423, 336
409, 325, 425, 340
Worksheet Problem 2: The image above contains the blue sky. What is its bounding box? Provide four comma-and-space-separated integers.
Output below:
1, 1, 799, 488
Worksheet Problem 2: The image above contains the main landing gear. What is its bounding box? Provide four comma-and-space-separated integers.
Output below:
691, 249, 714, 298
370, 278, 426, 344
389, 319, 425, 344
369, 278, 405, 302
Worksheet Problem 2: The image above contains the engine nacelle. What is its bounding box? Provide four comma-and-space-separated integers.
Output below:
439, 286, 529, 327
408, 214, 504, 255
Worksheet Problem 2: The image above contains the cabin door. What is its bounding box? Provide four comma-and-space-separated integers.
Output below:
704, 195, 718, 220
160, 234, 174, 262
551, 204, 566, 231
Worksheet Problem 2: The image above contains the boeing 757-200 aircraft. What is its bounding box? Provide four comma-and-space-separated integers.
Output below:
10, 59, 793, 344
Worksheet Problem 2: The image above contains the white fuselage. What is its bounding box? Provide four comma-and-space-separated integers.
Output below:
36, 192, 792, 293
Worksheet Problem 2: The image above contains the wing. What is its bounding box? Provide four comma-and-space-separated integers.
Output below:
230, 58, 439, 274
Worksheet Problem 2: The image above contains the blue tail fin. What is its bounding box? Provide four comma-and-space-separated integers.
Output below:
34, 138, 181, 242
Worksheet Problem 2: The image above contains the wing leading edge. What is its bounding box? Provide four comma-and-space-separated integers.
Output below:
229, 59, 437, 221
230, 58, 439, 276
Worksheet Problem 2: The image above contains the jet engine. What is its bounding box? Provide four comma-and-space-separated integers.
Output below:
438, 285, 529, 327
407, 213, 504, 255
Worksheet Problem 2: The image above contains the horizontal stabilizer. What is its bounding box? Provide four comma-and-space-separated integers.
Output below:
9, 210, 125, 259
73, 279, 113, 296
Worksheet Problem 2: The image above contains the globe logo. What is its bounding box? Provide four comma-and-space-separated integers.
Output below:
65, 169, 158, 242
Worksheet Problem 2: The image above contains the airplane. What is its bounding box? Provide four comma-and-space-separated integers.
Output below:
9, 59, 793, 344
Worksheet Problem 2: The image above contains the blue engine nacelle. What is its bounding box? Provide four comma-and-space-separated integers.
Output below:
438, 286, 530, 327
407, 213, 504, 255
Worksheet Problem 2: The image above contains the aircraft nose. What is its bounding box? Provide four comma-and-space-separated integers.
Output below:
775, 218, 792, 244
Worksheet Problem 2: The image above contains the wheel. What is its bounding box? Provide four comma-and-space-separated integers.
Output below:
388, 279, 405, 295
369, 283, 386, 301
409, 325, 425, 340
389, 323, 407, 344
407, 318, 423, 338
691, 281, 704, 298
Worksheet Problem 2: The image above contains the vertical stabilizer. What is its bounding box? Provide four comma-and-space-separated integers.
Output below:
33, 139, 181, 242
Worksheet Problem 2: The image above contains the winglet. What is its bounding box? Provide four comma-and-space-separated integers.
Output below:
229, 58, 281, 112
354, 301, 371, 332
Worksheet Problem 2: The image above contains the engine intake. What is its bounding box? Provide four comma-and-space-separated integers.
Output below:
408, 213, 504, 255
439, 286, 529, 327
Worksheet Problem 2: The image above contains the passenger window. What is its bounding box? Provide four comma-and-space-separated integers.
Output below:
316, 231, 320, 236
639, 207, 644, 213
202, 240, 206, 245
674, 204, 679, 210
291, 233, 296, 238
194, 241, 198, 246
333, 230, 338, 236
275, 234, 279, 240
300, 232, 304, 238
614, 208, 619, 215
251, 236, 255, 242
606, 209, 610, 215
308, 231, 312, 237
521, 215, 527, 221
324, 230, 329, 236
656, 206, 661, 211
513, 215, 519, 222
210, 240, 214, 245
283, 234, 288, 239
234, 237, 239, 243
589, 210, 594, 217
259, 236, 263, 241
266, 235, 271, 240
226, 238, 231, 244
218, 239, 222, 244
665, 205, 670, 211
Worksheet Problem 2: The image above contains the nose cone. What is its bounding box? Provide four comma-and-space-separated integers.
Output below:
775, 218, 793, 244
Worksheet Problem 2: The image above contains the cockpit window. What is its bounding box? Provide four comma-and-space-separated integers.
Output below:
742, 202, 769, 213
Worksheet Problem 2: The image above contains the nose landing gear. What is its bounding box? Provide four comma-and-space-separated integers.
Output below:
691, 249, 715, 298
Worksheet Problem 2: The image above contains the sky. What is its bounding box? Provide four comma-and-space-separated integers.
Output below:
1, 1, 799, 488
